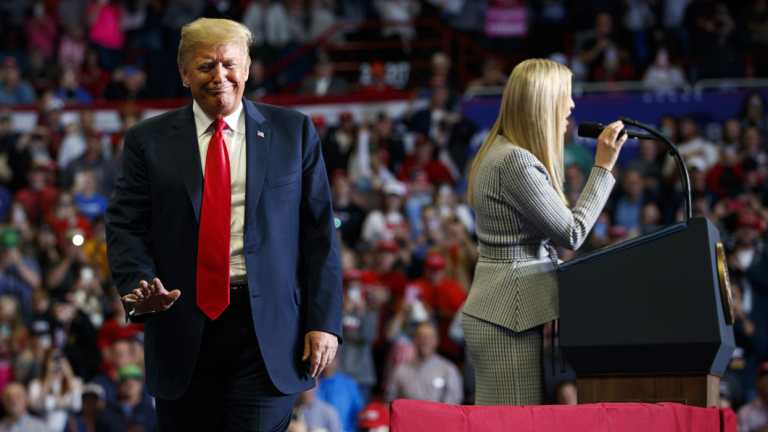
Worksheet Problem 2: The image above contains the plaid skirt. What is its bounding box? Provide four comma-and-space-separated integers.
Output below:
462, 312, 544, 405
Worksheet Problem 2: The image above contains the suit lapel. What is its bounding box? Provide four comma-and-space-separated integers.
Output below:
170, 105, 204, 222
243, 99, 269, 230
171, 100, 269, 226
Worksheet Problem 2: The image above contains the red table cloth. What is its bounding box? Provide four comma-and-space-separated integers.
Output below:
390, 400, 736, 432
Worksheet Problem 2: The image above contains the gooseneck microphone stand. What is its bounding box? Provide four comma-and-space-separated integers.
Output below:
619, 117, 693, 221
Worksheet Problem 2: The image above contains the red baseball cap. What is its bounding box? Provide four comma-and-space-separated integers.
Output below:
311, 114, 326, 129
358, 401, 389, 428
360, 270, 379, 285
738, 210, 766, 232
344, 269, 362, 281
425, 252, 446, 270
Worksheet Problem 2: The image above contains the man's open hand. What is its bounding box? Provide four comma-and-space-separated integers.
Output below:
122, 277, 181, 315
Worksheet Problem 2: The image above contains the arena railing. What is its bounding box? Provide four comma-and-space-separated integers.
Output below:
462, 78, 768, 100
3, 89, 428, 133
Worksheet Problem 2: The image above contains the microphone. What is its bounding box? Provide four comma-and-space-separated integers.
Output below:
577, 122, 656, 141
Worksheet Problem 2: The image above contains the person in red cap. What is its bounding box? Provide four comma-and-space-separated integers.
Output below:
369, 238, 409, 374
406, 251, 466, 361
358, 62, 395, 94
396, 135, 455, 185
360, 182, 408, 245
14, 159, 59, 225
358, 401, 389, 432
374, 239, 408, 300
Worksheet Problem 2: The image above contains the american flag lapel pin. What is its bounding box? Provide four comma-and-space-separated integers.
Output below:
257, 130, 265, 138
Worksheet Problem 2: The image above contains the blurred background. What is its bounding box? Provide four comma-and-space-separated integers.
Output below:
1, 0, 768, 431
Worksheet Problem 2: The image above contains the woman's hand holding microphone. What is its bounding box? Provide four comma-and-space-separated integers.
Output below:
593, 120, 629, 172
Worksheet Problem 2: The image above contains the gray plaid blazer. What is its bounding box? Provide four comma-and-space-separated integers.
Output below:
463, 136, 616, 332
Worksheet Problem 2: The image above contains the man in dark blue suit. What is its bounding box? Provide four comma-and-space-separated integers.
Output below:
106, 17, 342, 431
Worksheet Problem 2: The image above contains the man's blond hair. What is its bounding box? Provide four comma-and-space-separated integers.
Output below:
177, 18, 253, 67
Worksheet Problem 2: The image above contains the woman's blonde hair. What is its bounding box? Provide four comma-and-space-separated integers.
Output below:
467, 59, 573, 207
177, 18, 253, 67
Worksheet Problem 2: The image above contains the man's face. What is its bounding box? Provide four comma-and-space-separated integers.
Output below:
427, 267, 445, 284
0, 113, 10, 135
724, 120, 740, 140
2, 385, 26, 418
82, 395, 103, 413
680, 120, 697, 140
118, 378, 143, 401
111, 341, 133, 368
431, 87, 448, 109
414, 324, 438, 359
623, 171, 644, 199
316, 62, 332, 78
179, 43, 250, 118
374, 115, 393, 138
52, 302, 76, 324
744, 128, 761, 151
2, 66, 19, 87
28, 171, 46, 190
376, 251, 396, 270
595, 13, 613, 36
61, 69, 78, 90
333, 175, 350, 198
124, 72, 145, 93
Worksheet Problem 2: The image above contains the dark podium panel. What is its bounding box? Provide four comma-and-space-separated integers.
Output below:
558, 217, 735, 406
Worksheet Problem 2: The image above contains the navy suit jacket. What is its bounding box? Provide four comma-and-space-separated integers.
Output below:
106, 99, 343, 399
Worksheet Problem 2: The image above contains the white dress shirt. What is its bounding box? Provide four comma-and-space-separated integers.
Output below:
192, 101, 247, 282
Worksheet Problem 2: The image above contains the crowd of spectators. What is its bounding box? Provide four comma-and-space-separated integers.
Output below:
0, 86, 767, 432
0, 1, 767, 432
2, 0, 768, 107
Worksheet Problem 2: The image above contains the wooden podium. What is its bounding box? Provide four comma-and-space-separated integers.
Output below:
576, 374, 721, 407
558, 217, 735, 407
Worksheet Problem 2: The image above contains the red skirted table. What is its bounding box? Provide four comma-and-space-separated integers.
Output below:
390, 400, 736, 432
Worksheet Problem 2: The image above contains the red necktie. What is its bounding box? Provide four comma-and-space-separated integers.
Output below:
196, 118, 231, 320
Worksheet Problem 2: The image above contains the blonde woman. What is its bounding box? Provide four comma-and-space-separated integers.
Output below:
461, 59, 628, 405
